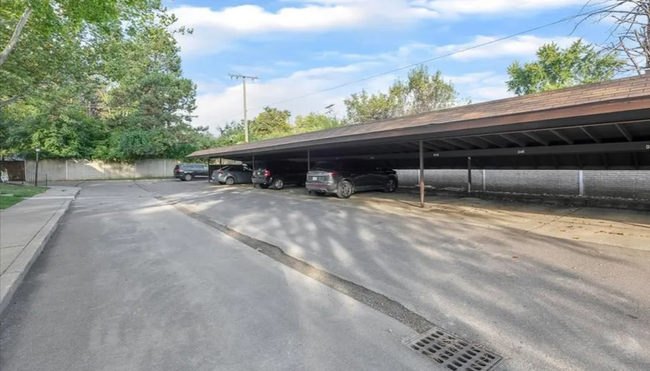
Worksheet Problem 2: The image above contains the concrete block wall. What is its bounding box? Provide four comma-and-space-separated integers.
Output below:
584, 171, 650, 200
25, 160, 67, 182
396, 170, 485, 192
102, 161, 136, 180
25, 159, 180, 181
485, 170, 578, 195
396, 169, 650, 200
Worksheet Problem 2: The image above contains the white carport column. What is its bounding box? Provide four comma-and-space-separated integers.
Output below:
578, 170, 585, 196
467, 156, 472, 195
419, 140, 425, 208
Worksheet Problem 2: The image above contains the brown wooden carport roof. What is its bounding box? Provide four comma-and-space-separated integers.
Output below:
189, 75, 650, 170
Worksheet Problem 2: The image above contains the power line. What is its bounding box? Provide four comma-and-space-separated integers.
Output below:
213, 6, 603, 125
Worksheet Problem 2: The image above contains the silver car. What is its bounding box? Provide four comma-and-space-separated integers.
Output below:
213, 165, 253, 185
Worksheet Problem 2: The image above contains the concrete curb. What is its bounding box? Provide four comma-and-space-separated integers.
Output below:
0, 188, 80, 316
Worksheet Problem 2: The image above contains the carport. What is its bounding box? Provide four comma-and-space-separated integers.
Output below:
190, 75, 650, 207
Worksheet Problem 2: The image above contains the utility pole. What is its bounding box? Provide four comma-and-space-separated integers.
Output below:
229, 74, 258, 142
325, 104, 335, 117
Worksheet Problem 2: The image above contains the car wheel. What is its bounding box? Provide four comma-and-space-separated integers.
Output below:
384, 177, 398, 193
336, 180, 353, 199
272, 178, 284, 190
225, 177, 235, 185
184, 173, 193, 181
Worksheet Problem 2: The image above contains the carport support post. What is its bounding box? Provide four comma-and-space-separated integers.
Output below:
467, 156, 472, 195
307, 150, 310, 170
419, 140, 425, 208
578, 170, 585, 197
252, 155, 255, 188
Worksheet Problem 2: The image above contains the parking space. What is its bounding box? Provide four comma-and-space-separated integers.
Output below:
140, 179, 650, 371
168, 179, 650, 251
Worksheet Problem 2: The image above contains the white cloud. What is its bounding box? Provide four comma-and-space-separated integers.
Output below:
172, 1, 435, 55
173, 4, 364, 33
435, 35, 580, 61
192, 32, 570, 132
445, 72, 496, 85
416, 0, 588, 16
172, 0, 589, 55
444, 72, 513, 102
469, 85, 512, 101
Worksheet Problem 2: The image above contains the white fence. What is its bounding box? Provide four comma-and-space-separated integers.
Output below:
25, 159, 181, 181
396, 169, 650, 200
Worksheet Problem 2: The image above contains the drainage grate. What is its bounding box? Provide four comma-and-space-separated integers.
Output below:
406, 327, 502, 371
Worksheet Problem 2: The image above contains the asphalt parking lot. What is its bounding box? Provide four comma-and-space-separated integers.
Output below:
2, 179, 649, 371
143, 179, 650, 370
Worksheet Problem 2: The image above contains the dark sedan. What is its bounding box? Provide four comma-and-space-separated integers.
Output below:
252, 161, 308, 190
174, 163, 209, 181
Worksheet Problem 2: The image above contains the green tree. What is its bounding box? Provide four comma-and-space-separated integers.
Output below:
214, 121, 246, 147
1, 0, 205, 161
344, 90, 397, 125
0, 0, 153, 107
250, 107, 291, 139
90, 5, 196, 131
294, 113, 345, 133
506, 40, 624, 96
344, 66, 461, 124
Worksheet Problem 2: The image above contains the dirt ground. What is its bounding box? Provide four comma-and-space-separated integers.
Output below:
272, 185, 650, 251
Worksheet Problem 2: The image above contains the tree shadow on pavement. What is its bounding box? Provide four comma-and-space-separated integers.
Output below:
139, 181, 650, 371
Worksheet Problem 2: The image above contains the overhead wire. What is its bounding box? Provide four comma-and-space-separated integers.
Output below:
212, 5, 605, 125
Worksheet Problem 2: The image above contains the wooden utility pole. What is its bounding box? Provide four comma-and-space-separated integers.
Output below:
229, 74, 258, 142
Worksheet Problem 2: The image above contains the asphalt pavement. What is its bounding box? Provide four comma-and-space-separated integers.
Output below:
0, 181, 434, 371
0, 186, 79, 315
139, 179, 650, 371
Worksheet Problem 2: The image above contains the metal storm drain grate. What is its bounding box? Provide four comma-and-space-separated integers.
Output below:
406, 327, 502, 371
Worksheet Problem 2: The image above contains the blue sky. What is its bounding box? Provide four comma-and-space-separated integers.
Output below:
167, 0, 619, 133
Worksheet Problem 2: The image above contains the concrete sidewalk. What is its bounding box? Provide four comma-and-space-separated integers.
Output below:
0, 186, 79, 315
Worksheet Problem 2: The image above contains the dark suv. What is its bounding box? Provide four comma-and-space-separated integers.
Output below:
174, 163, 209, 181
252, 161, 308, 190
306, 159, 398, 198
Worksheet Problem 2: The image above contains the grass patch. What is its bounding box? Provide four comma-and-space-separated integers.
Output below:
0, 184, 47, 209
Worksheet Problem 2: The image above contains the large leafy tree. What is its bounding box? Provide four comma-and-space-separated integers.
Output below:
1, 0, 212, 161
344, 66, 462, 124
250, 107, 292, 139
0, 0, 152, 107
294, 113, 344, 133
344, 90, 397, 125
506, 40, 624, 95
214, 121, 246, 147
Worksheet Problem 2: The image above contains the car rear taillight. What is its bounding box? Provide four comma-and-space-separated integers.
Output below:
264, 170, 270, 177
218, 170, 223, 174
328, 171, 338, 176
